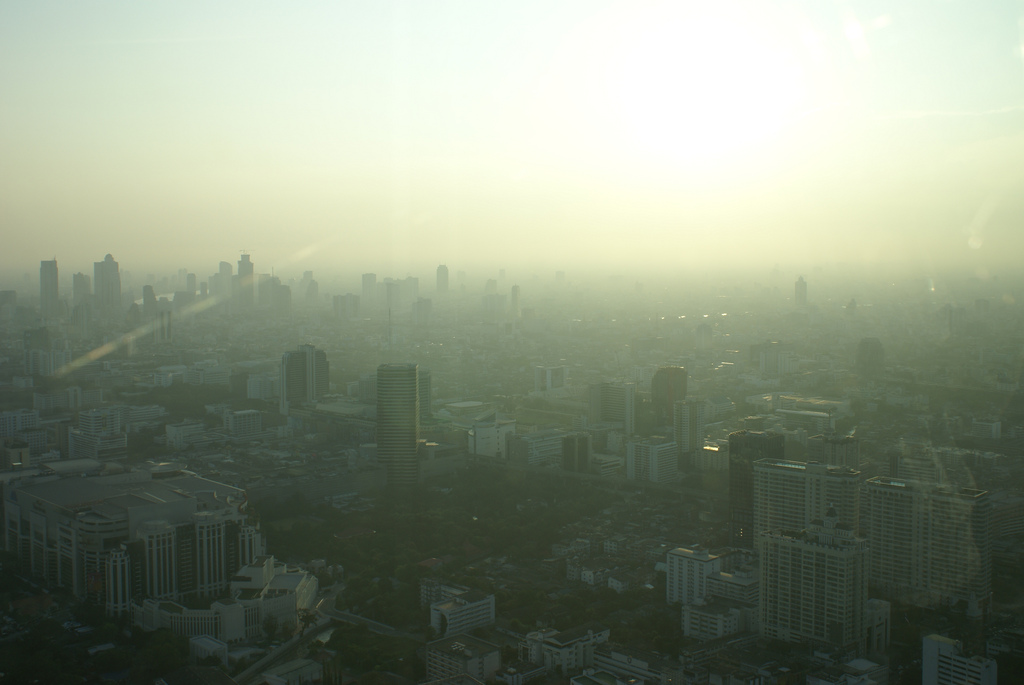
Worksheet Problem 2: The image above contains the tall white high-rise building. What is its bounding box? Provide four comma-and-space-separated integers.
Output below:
759, 511, 869, 655
861, 477, 992, 614
665, 547, 722, 605
753, 460, 861, 538
673, 399, 706, 459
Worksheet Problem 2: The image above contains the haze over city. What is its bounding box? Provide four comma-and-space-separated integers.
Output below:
3, 2, 1024, 685
4, 0, 1024, 275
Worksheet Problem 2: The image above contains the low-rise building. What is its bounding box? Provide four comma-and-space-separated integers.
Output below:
426, 634, 501, 682
431, 590, 495, 637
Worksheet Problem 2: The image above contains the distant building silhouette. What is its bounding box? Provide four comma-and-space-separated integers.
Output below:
39, 259, 59, 320
728, 430, 785, 548
562, 432, 592, 473
651, 366, 687, 426
236, 253, 254, 307
93, 254, 122, 316
436, 264, 449, 294
795, 276, 807, 306
855, 337, 885, 377
72, 272, 91, 308
377, 363, 420, 486
279, 344, 329, 415
362, 273, 377, 312
807, 429, 860, 469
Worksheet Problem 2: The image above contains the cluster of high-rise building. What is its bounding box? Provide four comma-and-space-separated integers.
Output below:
662, 425, 994, 659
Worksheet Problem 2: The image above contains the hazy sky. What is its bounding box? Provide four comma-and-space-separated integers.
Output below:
3, 0, 1024, 280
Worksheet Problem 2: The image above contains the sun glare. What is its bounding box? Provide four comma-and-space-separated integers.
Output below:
534, 1, 809, 170
611, 4, 806, 161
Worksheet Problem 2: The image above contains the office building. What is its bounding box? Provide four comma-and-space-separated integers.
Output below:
921, 634, 997, 685
236, 253, 254, 307
72, 272, 91, 307
562, 432, 592, 473
626, 436, 678, 483
861, 477, 991, 613
728, 430, 785, 548
377, 363, 420, 486
753, 460, 860, 538
806, 429, 860, 469
795, 276, 807, 306
23, 327, 71, 377
506, 429, 565, 467
279, 344, 329, 414
68, 407, 128, 460
430, 590, 495, 637
40, 259, 59, 319
673, 399, 705, 461
589, 382, 636, 436
419, 367, 432, 421
759, 511, 869, 655
362, 273, 377, 311
4, 469, 264, 611
651, 366, 686, 426
510, 284, 520, 318
93, 253, 122, 316
666, 547, 722, 606
436, 264, 449, 294
534, 365, 569, 392
519, 623, 610, 674
133, 555, 316, 644
426, 635, 501, 682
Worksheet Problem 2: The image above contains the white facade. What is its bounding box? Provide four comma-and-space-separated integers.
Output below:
922, 634, 997, 685
626, 437, 678, 483
665, 547, 722, 606
759, 514, 869, 655
224, 410, 262, 436
431, 590, 495, 637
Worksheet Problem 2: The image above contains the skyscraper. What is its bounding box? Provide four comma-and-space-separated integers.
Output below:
40, 259, 59, 319
510, 284, 520, 319
861, 477, 992, 614
561, 433, 592, 473
795, 276, 807, 306
651, 366, 687, 426
237, 254, 254, 307
362, 273, 377, 312
72, 272, 91, 307
436, 265, 449, 294
279, 344, 329, 414
93, 254, 122, 316
754, 460, 860, 539
728, 430, 785, 548
759, 510, 869, 655
673, 399, 705, 461
589, 382, 637, 436
377, 363, 420, 486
